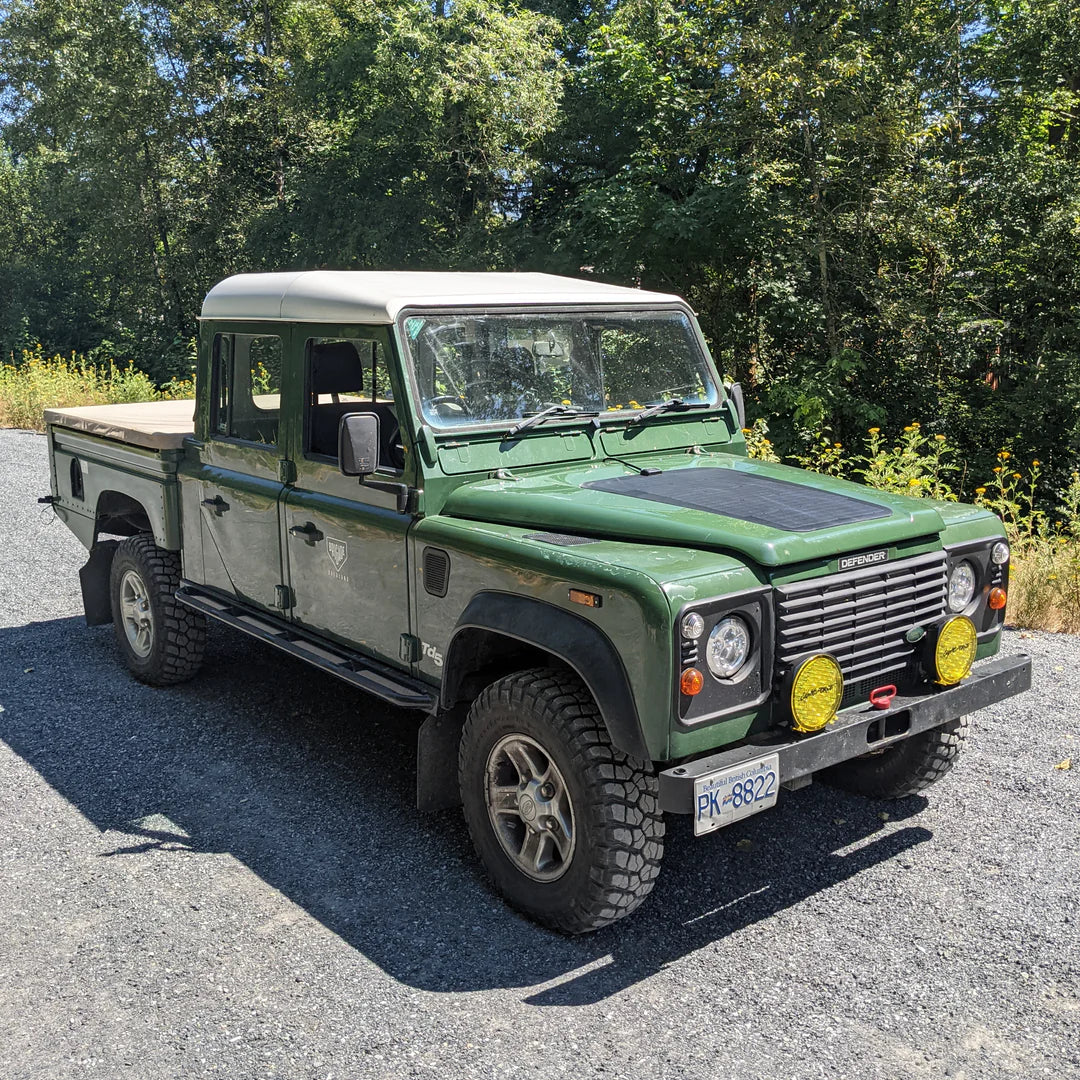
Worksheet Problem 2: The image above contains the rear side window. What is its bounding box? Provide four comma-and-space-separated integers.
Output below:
211, 333, 282, 446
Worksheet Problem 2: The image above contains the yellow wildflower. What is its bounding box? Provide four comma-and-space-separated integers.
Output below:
562, 399, 571, 406
903, 425, 914, 432
999, 451, 1010, 460
834, 442, 842, 448
1032, 459, 1040, 466
742, 428, 752, 435
868, 427, 880, 434
1012, 472, 1022, 479
993, 467, 1002, 473
911, 421, 920, 428
934, 434, 946, 442
908, 478, 921, 486
975, 487, 986, 494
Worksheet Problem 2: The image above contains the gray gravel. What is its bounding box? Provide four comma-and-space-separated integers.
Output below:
1, 426, 1078, 1080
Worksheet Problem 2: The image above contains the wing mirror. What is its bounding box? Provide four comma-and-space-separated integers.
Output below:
338, 412, 380, 477
727, 382, 746, 430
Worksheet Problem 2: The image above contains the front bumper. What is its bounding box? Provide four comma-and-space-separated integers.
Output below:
658, 653, 1032, 814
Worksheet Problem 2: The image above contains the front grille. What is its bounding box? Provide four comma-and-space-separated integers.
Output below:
775, 550, 947, 695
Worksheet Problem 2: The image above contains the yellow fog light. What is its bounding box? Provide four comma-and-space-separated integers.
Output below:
934, 615, 977, 685
790, 654, 844, 733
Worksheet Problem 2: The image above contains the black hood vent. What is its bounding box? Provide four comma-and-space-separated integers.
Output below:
583, 467, 891, 533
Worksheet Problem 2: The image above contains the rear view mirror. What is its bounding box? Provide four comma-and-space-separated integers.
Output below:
339, 412, 380, 477
728, 382, 746, 430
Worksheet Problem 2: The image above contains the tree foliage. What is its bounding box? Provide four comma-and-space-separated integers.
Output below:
1, 0, 1079, 495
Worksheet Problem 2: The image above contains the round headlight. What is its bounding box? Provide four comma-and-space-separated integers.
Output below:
681, 612, 705, 639
948, 561, 976, 612
991, 541, 1010, 566
706, 616, 751, 678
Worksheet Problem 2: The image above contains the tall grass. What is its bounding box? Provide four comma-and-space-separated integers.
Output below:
0, 345, 194, 431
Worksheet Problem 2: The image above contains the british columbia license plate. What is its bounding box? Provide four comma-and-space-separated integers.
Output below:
693, 753, 780, 836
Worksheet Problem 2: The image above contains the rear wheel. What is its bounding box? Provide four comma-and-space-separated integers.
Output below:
109, 535, 206, 686
821, 717, 970, 799
459, 667, 664, 934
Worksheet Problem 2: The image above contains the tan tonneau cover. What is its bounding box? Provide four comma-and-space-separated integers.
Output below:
44, 399, 196, 451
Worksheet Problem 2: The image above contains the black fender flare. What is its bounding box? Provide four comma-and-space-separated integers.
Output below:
442, 591, 651, 763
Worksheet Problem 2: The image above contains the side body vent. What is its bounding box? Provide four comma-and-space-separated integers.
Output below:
423, 547, 451, 597
524, 532, 600, 547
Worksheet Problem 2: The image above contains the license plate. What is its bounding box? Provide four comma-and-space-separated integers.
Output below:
693, 753, 780, 836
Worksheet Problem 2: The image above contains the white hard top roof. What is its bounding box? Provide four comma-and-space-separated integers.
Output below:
200, 271, 685, 325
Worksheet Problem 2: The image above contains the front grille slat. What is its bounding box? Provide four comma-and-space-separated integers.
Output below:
778, 597, 946, 651
775, 550, 947, 703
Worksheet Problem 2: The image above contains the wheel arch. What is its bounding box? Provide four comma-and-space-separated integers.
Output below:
94, 489, 155, 540
441, 592, 651, 763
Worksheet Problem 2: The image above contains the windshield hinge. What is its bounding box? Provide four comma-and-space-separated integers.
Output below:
279, 459, 296, 485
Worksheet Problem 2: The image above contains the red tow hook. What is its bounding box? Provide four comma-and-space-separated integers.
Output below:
869, 685, 897, 711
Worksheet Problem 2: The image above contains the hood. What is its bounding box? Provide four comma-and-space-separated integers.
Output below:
441, 456, 946, 568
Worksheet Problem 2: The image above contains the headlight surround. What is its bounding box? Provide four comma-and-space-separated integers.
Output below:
705, 616, 751, 679
948, 560, 976, 612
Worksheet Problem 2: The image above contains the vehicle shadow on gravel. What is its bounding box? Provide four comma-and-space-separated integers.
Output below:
0, 616, 933, 1006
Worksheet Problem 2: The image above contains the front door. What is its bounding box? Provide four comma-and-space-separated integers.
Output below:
282, 332, 411, 666
195, 329, 288, 610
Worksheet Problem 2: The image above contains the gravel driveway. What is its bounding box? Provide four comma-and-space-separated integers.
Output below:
1, 427, 1077, 1080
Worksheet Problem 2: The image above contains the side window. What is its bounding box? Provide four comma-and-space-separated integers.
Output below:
212, 335, 231, 436
211, 332, 282, 447
305, 336, 392, 460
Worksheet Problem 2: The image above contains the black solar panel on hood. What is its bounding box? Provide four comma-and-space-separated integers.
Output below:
583, 467, 892, 532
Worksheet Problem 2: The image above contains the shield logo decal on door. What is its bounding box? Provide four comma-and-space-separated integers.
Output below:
326, 537, 348, 572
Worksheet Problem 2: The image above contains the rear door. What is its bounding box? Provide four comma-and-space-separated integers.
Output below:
193, 327, 291, 610
282, 329, 412, 666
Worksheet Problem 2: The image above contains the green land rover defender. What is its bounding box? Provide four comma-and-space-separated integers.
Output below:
44, 271, 1031, 932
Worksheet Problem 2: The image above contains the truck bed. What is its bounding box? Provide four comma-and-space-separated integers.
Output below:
43, 399, 195, 451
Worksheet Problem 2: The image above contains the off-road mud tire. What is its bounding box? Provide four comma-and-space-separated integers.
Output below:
821, 716, 970, 799
109, 535, 206, 686
459, 667, 664, 934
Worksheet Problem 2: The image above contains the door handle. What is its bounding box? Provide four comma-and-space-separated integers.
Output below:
289, 522, 324, 544
201, 495, 229, 513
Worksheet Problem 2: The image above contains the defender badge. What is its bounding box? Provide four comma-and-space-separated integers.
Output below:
326, 538, 348, 572
838, 549, 888, 571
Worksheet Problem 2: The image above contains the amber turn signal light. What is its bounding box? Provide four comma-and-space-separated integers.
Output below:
988, 587, 1007, 610
680, 668, 704, 696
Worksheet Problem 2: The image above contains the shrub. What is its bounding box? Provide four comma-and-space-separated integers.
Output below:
0, 345, 194, 431
749, 422, 1080, 633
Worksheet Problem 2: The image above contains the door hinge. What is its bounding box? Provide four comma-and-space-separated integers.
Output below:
399, 633, 421, 664
279, 458, 296, 484
273, 584, 295, 610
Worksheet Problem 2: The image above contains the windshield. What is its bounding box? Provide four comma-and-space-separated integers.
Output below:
402, 309, 721, 430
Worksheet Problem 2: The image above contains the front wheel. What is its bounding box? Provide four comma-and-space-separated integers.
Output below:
821, 717, 970, 800
109, 535, 206, 686
459, 668, 664, 934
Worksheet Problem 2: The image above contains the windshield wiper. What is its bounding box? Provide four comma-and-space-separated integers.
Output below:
625, 398, 710, 426
505, 405, 597, 439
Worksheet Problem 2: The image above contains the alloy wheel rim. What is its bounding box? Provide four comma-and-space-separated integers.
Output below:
485, 733, 576, 882
119, 569, 154, 658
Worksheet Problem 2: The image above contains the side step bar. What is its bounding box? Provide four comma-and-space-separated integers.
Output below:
176, 584, 438, 711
